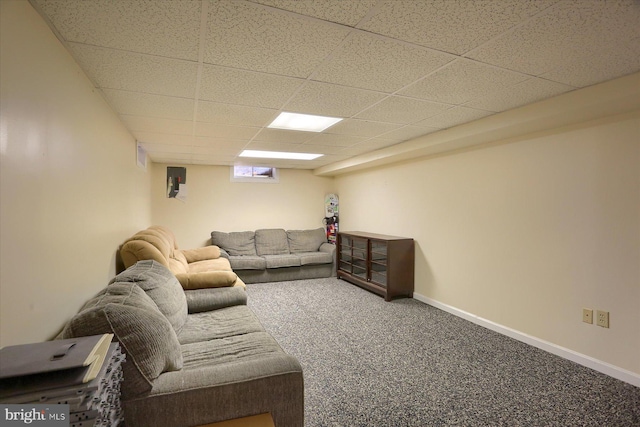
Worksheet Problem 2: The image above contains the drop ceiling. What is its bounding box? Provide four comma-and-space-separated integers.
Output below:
31, 0, 640, 171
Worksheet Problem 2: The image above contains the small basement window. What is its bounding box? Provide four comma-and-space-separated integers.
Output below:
230, 165, 279, 183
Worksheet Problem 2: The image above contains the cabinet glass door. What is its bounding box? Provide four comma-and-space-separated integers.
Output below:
369, 240, 388, 287
339, 236, 352, 273
339, 235, 368, 278
351, 237, 367, 280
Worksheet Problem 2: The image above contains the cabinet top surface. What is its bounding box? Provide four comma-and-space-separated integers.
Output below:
339, 231, 413, 241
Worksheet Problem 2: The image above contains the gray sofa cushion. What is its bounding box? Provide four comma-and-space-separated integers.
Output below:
255, 229, 289, 256
111, 260, 188, 332
229, 255, 267, 270
58, 282, 183, 398
177, 305, 265, 345
211, 231, 257, 256
287, 228, 326, 253
263, 254, 301, 269
297, 251, 333, 266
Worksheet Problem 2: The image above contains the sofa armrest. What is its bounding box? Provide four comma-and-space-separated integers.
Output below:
180, 246, 221, 263
185, 287, 247, 313
218, 247, 230, 259
175, 271, 238, 290
319, 242, 336, 255
123, 353, 304, 427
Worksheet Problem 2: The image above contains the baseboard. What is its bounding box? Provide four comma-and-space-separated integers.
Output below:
412, 292, 640, 388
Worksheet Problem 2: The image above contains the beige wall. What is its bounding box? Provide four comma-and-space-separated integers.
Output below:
335, 113, 640, 374
150, 164, 335, 248
0, 1, 151, 346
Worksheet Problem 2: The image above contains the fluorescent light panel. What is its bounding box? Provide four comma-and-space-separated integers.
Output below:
268, 112, 342, 132
239, 150, 323, 160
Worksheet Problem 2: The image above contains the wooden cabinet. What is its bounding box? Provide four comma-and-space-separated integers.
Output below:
337, 231, 414, 301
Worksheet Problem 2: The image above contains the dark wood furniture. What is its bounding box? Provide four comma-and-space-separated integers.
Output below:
337, 231, 414, 301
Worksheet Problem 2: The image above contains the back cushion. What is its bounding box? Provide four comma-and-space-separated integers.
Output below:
120, 230, 172, 270
168, 250, 189, 275
255, 229, 289, 255
111, 260, 188, 332
211, 231, 257, 256
58, 282, 183, 398
287, 228, 327, 253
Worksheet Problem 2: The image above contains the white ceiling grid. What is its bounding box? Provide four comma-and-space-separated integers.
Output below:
31, 0, 640, 169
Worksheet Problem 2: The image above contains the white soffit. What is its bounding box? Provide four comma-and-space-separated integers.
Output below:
314, 73, 640, 176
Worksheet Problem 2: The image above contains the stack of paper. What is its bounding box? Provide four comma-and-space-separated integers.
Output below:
0, 334, 125, 427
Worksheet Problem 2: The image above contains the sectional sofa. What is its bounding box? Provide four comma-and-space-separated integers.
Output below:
120, 225, 246, 290
57, 260, 303, 427
211, 228, 335, 284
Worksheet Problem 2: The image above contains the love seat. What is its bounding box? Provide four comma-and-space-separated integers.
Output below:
120, 225, 245, 290
211, 228, 335, 284
57, 260, 303, 427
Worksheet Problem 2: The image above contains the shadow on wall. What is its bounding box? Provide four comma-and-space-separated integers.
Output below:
414, 241, 435, 297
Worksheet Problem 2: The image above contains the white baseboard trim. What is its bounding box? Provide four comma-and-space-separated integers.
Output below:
412, 292, 640, 388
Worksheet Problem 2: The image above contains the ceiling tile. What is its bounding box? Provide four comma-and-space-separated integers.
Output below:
466, 0, 640, 79
539, 53, 640, 89
358, 0, 556, 55
324, 119, 402, 138
339, 138, 399, 155
199, 65, 305, 109
252, 128, 316, 144
189, 156, 236, 166
312, 31, 453, 93
247, 141, 308, 152
69, 44, 198, 98
464, 78, 574, 112
355, 96, 449, 124
197, 101, 278, 127
304, 134, 367, 147
399, 59, 530, 105
190, 143, 245, 156
204, 0, 350, 77
141, 143, 197, 154
102, 89, 195, 121
416, 107, 494, 129
378, 126, 439, 143
195, 122, 260, 140
150, 154, 194, 163
35, 0, 201, 60
296, 144, 344, 155
284, 81, 386, 118
249, 0, 377, 26
120, 116, 193, 136
133, 132, 197, 146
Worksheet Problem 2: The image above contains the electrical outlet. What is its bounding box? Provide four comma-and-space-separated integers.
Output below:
596, 310, 609, 328
582, 308, 593, 324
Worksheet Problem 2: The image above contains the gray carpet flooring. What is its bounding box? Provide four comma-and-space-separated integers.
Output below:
246, 278, 640, 427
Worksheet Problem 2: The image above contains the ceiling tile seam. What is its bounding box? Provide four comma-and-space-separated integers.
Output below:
353, 0, 387, 28
65, 40, 201, 64
192, 0, 209, 139
27, 2, 134, 133
460, 0, 566, 60
243, 0, 369, 32
240, 14, 362, 152
248, 0, 470, 64
101, 87, 197, 102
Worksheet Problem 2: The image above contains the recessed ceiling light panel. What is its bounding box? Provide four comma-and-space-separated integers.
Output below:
268, 112, 342, 132
239, 150, 323, 160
